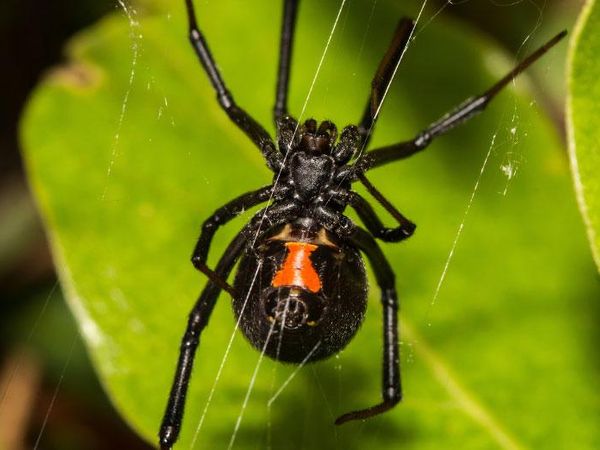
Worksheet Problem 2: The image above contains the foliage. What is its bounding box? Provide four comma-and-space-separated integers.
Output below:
568, 0, 600, 272
21, 0, 599, 448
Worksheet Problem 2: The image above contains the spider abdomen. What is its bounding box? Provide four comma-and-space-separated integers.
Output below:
232, 223, 368, 363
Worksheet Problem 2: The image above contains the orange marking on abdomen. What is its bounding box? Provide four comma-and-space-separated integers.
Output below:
272, 242, 321, 293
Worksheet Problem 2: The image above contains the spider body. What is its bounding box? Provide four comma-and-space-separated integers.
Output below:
158, 1, 566, 448
234, 118, 370, 362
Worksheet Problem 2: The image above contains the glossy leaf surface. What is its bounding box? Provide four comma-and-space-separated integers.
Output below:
568, 0, 600, 272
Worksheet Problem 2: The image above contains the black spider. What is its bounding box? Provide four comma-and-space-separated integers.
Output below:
159, 1, 566, 448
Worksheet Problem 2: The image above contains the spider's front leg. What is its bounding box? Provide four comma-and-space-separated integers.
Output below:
358, 17, 414, 147
325, 186, 415, 242
353, 30, 567, 173
345, 190, 415, 242
184, 0, 283, 171
191, 186, 274, 294
273, 0, 300, 123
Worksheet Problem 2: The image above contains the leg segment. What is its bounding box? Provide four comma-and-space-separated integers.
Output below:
354, 30, 567, 173
159, 229, 248, 450
274, 0, 301, 123
357, 174, 415, 237
346, 189, 415, 242
191, 186, 274, 294
184, 0, 282, 171
336, 227, 401, 425
358, 18, 414, 145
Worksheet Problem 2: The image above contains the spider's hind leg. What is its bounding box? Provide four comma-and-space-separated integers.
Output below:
335, 227, 402, 425
159, 229, 248, 450
160, 200, 301, 449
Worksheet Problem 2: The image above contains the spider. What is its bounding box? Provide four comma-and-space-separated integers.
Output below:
159, 0, 566, 448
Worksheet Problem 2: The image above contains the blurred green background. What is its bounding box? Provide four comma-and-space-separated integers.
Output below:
1, 0, 597, 449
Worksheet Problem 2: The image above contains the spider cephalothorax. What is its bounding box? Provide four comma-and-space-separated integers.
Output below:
273, 116, 364, 206
158, 1, 565, 448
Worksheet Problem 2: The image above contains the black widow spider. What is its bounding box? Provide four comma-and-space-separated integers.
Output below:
159, 0, 566, 448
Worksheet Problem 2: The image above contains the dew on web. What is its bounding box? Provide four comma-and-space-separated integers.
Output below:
146, 74, 176, 126
400, 338, 417, 366
499, 146, 524, 196
424, 0, 549, 324
334, 353, 342, 418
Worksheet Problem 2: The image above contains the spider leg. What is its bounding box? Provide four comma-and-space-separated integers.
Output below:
274, 0, 301, 124
184, 0, 282, 171
358, 18, 414, 146
336, 227, 401, 425
354, 30, 567, 173
159, 228, 249, 450
159, 200, 300, 450
346, 187, 415, 242
191, 185, 275, 294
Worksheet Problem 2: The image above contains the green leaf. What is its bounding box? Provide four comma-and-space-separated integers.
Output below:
21, 1, 599, 449
568, 0, 600, 272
